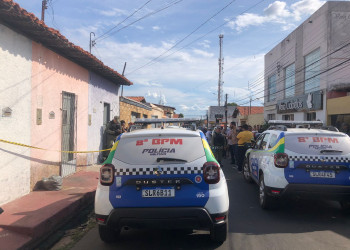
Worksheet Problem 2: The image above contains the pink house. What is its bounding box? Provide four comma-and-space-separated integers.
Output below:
0, 0, 132, 204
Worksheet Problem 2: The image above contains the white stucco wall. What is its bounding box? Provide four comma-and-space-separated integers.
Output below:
0, 24, 32, 205
88, 72, 120, 164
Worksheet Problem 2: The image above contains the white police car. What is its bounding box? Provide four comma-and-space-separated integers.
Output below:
95, 128, 229, 243
243, 121, 350, 209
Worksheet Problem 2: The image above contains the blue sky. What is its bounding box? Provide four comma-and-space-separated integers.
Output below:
14, 0, 330, 117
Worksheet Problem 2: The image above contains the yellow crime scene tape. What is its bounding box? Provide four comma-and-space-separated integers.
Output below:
0, 139, 112, 153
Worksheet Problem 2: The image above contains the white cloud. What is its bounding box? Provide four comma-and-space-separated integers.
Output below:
226, 0, 325, 31
97, 8, 128, 17
152, 26, 160, 31
291, 0, 325, 21
198, 40, 211, 48
193, 49, 214, 58
264, 1, 291, 18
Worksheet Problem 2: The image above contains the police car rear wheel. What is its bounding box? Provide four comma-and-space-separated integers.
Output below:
210, 222, 227, 243
243, 159, 253, 183
98, 225, 120, 243
340, 201, 350, 211
259, 174, 274, 209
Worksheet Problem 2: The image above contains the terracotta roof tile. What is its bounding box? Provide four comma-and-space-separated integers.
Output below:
0, 0, 132, 86
126, 96, 146, 103
237, 106, 264, 116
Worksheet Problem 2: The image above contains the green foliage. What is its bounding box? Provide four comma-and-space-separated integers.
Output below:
227, 102, 238, 106
178, 113, 184, 118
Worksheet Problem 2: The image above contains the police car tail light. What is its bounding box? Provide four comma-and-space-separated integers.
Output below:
203, 162, 220, 184
274, 153, 289, 168
100, 164, 115, 186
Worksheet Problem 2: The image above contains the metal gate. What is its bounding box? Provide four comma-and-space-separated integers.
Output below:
61, 92, 77, 177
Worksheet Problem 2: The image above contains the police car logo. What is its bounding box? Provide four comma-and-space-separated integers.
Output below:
195, 175, 202, 183
153, 166, 163, 176
319, 156, 326, 162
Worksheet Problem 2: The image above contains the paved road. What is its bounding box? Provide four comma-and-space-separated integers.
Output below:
73, 159, 350, 250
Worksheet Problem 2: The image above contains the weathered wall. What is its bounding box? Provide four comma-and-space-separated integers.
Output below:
31, 42, 89, 189
120, 101, 152, 124
0, 24, 32, 205
88, 72, 120, 164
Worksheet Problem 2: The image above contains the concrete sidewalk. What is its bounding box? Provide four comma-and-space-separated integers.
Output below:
0, 166, 100, 250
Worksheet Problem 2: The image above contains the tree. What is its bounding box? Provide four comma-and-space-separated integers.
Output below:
178, 113, 184, 118
227, 102, 238, 106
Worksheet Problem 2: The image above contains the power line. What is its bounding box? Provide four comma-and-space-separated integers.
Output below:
95, 0, 152, 41
97, 0, 183, 42
126, 0, 266, 76
237, 50, 350, 106
126, 0, 237, 76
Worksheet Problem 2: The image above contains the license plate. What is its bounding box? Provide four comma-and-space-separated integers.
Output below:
142, 188, 175, 198
310, 171, 335, 178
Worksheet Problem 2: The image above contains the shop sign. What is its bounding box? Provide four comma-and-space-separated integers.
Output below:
215, 114, 223, 119
277, 91, 322, 114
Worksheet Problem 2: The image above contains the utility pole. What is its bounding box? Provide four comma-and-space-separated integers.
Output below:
121, 62, 127, 97
89, 32, 96, 53
225, 93, 228, 126
41, 0, 48, 22
248, 81, 252, 115
218, 34, 224, 106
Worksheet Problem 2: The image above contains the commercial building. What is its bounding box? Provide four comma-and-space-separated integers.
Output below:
264, 1, 350, 133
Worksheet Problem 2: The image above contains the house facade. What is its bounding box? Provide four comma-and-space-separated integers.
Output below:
264, 1, 350, 132
0, 0, 132, 205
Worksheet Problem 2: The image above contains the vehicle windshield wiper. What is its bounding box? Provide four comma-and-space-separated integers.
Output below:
156, 157, 187, 162
320, 149, 343, 153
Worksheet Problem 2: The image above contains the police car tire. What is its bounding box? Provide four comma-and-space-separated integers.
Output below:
242, 158, 253, 183
340, 201, 350, 211
98, 225, 120, 243
210, 222, 228, 243
259, 174, 275, 210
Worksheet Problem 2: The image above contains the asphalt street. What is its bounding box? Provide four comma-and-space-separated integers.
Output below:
72, 159, 350, 250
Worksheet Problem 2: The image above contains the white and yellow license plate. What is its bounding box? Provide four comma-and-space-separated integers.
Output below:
310, 171, 335, 178
142, 188, 175, 198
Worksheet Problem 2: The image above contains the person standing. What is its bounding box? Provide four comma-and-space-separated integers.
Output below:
211, 126, 225, 166
206, 128, 213, 144
102, 116, 121, 161
227, 122, 238, 165
121, 120, 128, 133
236, 124, 254, 173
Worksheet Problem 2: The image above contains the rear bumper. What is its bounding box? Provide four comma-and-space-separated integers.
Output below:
266, 184, 350, 201
96, 207, 228, 230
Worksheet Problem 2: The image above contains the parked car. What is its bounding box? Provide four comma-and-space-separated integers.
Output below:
242, 122, 350, 210
95, 128, 229, 243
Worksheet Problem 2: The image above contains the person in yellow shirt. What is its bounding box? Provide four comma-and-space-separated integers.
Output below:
236, 124, 254, 173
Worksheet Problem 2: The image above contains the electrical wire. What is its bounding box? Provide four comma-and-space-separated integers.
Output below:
126, 0, 237, 76
126, 0, 266, 76
97, 0, 183, 42
95, 0, 152, 41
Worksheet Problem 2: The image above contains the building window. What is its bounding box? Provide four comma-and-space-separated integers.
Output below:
143, 114, 148, 118
285, 63, 295, 98
306, 112, 316, 121
268, 74, 277, 101
267, 114, 276, 121
151, 115, 158, 119
131, 112, 140, 122
282, 114, 294, 121
103, 103, 110, 126
305, 48, 320, 93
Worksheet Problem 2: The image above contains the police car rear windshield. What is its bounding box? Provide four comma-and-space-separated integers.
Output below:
114, 136, 205, 165
285, 134, 350, 155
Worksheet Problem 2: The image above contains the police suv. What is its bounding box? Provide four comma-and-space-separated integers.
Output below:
243, 121, 350, 209
95, 128, 229, 243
